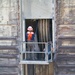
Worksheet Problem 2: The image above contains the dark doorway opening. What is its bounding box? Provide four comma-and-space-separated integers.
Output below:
25, 19, 52, 42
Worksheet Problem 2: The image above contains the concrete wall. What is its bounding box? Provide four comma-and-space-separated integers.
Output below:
22, 0, 54, 19
0, 0, 20, 75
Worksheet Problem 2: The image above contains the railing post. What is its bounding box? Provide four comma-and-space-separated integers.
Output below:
45, 43, 48, 61
20, 42, 24, 75
50, 43, 53, 62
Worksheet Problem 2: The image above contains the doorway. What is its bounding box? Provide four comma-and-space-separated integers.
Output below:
25, 19, 52, 42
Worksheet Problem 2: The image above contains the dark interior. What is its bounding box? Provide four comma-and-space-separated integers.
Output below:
25, 19, 52, 42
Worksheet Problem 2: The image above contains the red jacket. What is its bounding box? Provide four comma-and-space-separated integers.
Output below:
26, 31, 35, 41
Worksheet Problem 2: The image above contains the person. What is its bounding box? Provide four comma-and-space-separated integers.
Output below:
26, 26, 35, 60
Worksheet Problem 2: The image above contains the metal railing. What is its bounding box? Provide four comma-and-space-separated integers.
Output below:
20, 42, 53, 63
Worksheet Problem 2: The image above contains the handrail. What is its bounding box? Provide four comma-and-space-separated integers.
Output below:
22, 51, 46, 53
21, 41, 52, 44
20, 41, 53, 63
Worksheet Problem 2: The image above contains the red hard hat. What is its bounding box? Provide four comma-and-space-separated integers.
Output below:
27, 26, 33, 31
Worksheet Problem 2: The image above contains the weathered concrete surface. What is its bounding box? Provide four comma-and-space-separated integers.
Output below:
55, 0, 75, 75
0, 0, 20, 75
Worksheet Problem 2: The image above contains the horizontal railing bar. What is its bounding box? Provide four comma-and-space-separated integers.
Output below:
20, 60, 49, 64
21, 41, 51, 44
22, 52, 45, 53
21, 51, 51, 53
21, 52, 46, 53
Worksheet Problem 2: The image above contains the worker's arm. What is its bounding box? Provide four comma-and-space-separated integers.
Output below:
32, 33, 35, 41
25, 33, 27, 42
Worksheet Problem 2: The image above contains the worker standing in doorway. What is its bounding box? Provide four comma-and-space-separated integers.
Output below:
26, 26, 35, 60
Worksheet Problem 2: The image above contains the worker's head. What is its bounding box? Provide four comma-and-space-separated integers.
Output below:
27, 26, 33, 31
